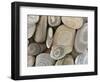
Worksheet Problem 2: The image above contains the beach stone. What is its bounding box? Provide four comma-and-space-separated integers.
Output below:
55, 55, 74, 65
74, 23, 88, 53
48, 16, 61, 27
62, 16, 83, 29
35, 53, 55, 66
28, 43, 46, 56
46, 27, 53, 48
27, 55, 35, 66
75, 51, 88, 64
27, 15, 39, 24
34, 16, 47, 43
50, 25, 75, 60
27, 24, 36, 39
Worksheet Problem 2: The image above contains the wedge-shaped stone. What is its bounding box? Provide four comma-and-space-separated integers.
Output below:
50, 25, 75, 60
75, 51, 88, 64
55, 55, 74, 65
28, 43, 46, 56
62, 16, 83, 29
27, 55, 35, 67
34, 16, 47, 42
48, 16, 61, 27
46, 27, 53, 48
74, 23, 88, 53
35, 53, 55, 66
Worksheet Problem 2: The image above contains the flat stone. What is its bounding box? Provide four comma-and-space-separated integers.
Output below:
28, 43, 46, 56
27, 55, 35, 67
27, 24, 36, 39
34, 16, 47, 43
50, 25, 75, 60
75, 51, 88, 64
62, 16, 83, 29
35, 53, 55, 66
46, 27, 53, 48
55, 55, 74, 65
48, 16, 61, 27
74, 23, 88, 53
27, 15, 39, 24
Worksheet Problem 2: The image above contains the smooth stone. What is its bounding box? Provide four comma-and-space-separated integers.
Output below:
62, 16, 83, 29
27, 15, 39, 24
27, 55, 35, 67
74, 23, 88, 53
46, 27, 53, 48
55, 55, 74, 65
75, 51, 88, 64
50, 25, 75, 60
48, 16, 61, 27
34, 16, 47, 43
27, 24, 36, 39
35, 53, 55, 66
28, 43, 46, 56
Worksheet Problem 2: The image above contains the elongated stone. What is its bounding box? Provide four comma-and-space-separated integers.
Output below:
48, 16, 61, 27
27, 24, 36, 39
35, 53, 55, 66
74, 23, 88, 53
28, 43, 46, 56
50, 25, 75, 60
62, 16, 83, 29
75, 51, 88, 64
34, 16, 47, 43
27, 15, 39, 24
55, 55, 74, 65
27, 55, 35, 67
46, 27, 53, 48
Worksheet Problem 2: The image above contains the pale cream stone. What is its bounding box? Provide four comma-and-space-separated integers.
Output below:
34, 16, 47, 42
50, 25, 75, 60
46, 27, 53, 48
62, 16, 83, 29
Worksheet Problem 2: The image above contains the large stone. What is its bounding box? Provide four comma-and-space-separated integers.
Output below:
55, 55, 74, 65
74, 23, 88, 53
34, 16, 47, 43
50, 25, 75, 60
27, 24, 36, 39
35, 53, 55, 66
27, 15, 39, 24
62, 16, 83, 29
28, 43, 46, 56
75, 51, 88, 64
